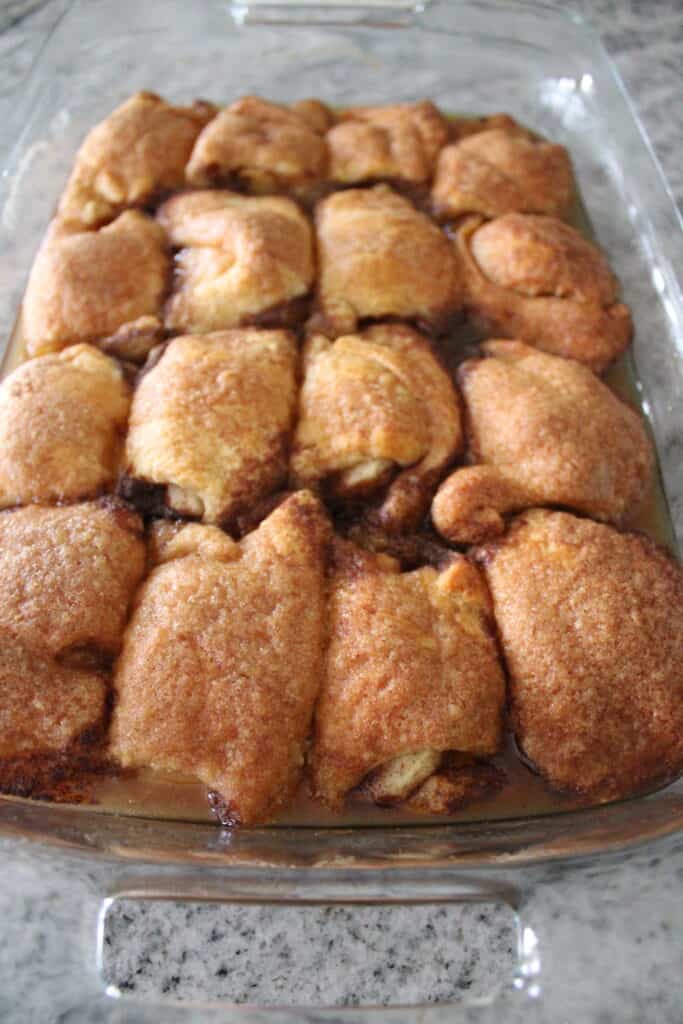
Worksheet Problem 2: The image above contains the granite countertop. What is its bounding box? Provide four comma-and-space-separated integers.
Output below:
0, 1, 682, 1022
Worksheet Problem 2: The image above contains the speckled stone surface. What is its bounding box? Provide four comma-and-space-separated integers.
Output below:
0, 2, 682, 1022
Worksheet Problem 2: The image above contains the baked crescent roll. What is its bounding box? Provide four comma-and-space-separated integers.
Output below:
58, 91, 216, 228
313, 185, 462, 336
157, 190, 314, 332
310, 541, 505, 810
23, 211, 168, 358
456, 212, 632, 371
477, 510, 683, 800
186, 95, 329, 195
110, 491, 330, 826
0, 345, 130, 509
122, 330, 298, 527
432, 340, 653, 543
291, 323, 462, 531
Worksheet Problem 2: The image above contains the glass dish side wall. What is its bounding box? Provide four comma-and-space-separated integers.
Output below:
0, 0, 681, 867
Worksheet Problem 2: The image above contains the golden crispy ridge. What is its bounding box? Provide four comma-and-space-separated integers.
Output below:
432, 340, 653, 543
457, 213, 632, 372
58, 91, 216, 228
110, 491, 331, 826
477, 509, 683, 799
0, 345, 130, 508
310, 541, 506, 807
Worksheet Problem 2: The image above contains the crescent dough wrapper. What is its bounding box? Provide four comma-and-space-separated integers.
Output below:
186, 95, 329, 195
110, 491, 330, 826
457, 212, 632, 372
476, 510, 683, 800
0, 501, 145, 661
432, 340, 653, 543
122, 330, 298, 527
291, 323, 462, 531
310, 541, 505, 809
327, 101, 448, 186
157, 190, 314, 333
0, 345, 130, 509
313, 185, 462, 337
432, 128, 574, 221
23, 211, 168, 358
58, 91, 216, 228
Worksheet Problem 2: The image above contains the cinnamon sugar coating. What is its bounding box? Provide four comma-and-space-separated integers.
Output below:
110, 491, 330, 826
310, 541, 505, 807
0, 345, 130, 508
124, 330, 298, 527
157, 190, 314, 333
23, 211, 168, 357
314, 185, 462, 336
457, 213, 632, 371
58, 91, 216, 228
432, 340, 653, 543
477, 510, 683, 799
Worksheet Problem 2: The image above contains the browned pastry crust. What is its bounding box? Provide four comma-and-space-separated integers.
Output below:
291, 323, 462, 531
110, 491, 331, 826
23, 212, 168, 358
432, 128, 574, 220
58, 91, 216, 228
432, 340, 653, 543
447, 113, 520, 141
0, 501, 145, 662
313, 185, 462, 336
456, 213, 632, 371
476, 509, 683, 799
123, 330, 298, 527
186, 95, 329, 195
327, 100, 448, 186
157, 190, 314, 333
0, 345, 130, 508
310, 541, 506, 807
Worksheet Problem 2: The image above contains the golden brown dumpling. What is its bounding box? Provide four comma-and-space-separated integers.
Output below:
291, 323, 462, 531
457, 213, 632, 372
0, 500, 145, 662
157, 190, 314, 332
186, 95, 329, 195
432, 340, 653, 543
432, 128, 574, 220
23, 212, 168, 358
110, 491, 330, 826
477, 510, 683, 800
122, 330, 298, 527
313, 185, 462, 336
327, 100, 447, 186
310, 541, 506, 810
0, 345, 130, 508
58, 91, 216, 228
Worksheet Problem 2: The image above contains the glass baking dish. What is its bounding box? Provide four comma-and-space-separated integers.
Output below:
1, 0, 682, 1018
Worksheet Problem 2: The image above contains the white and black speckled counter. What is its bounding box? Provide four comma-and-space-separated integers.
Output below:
0, 2, 682, 1021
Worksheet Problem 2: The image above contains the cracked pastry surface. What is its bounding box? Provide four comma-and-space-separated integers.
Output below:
0, 345, 130, 509
310, 540, 505, 809
432, 340, 653, 543
157, 190, 314, 332
186, 95, 329, 195
314, 185, 462, 336
123, 330, 298, 527
432, 127, 574, 220
457, 212, 632, 371
58, 91, 216, 229
0, 500, 145, 661
477, 509, 683, 799
291, 323, 462, 531
23, 211, 168, 358
327, 100, 448, 187
110, 491, 330, 826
